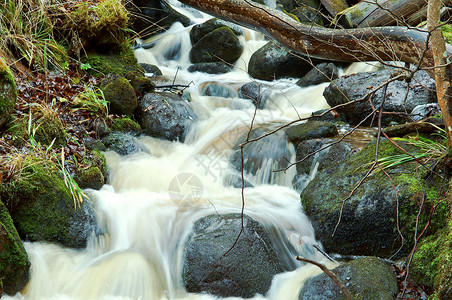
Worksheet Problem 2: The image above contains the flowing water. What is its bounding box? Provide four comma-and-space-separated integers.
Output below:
5, 2, 380, 299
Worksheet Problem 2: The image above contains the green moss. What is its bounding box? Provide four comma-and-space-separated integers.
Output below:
70, 0, 129, 48
111, 117, 141, 133
0, 200, 30, 295
7, 113, 67, 148
0, 58, 17, 128
442, 24, 452, 45
412, 215, 452, 299
82, 43, 143, 77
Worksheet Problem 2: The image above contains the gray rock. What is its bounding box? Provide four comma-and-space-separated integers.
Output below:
183, 213, 292, 298
102, 132, 149, 156
296, 63, 339, 87
285, 121, 338, 145
135, 92, 197, 142
201, 83, 237, 98
410, 103, 441, 121
299, 257, 398, 299
248, 42, 318, 81
140, 63, 163, 76
238, 82, 272, 109
190, 18, 242, 45
188, 62, 233, 74
308, 109, 348, 124
323, 70, 437, 126
190, 27, 243, 64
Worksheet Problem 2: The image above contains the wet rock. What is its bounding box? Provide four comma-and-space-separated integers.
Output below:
301, 139, 447, 258
201, 83, 238, 98
238, 82, 272, 109
295, 138, 352, 175
110, 117, 142, 134
135, 92, 197, 142
248, 42, 317, 81
285, 121, 338, 145
308, 109, 348, 124
410, 103, 441, 121
323, 70, 437, 126
129, 0, 192, 38
190, 18, 242, 45
75, 150, 109, 190
101, 76, 138, 116
140, 63, 163, 76
183, 213, 291, 298
299, 257, 398, 299
0, 200, 30, 295
102, 132, 149, 156
0, 157, 98, 248
190, 27, 243, 64
188, 62, 233, 74
0, 58, 16, 129
296, 62, 339, 87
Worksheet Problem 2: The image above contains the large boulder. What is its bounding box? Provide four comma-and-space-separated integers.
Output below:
299, 257, 398, 299
0, 200, 30, 295
0, 156, 98, 248
323, 70, 437, 126
248, 42, 318, 81
190, 27, 243, 64
183, 213, 293, 298
0, 58, 17, 129
135, 92, 197, 142
301, 138, 448, 258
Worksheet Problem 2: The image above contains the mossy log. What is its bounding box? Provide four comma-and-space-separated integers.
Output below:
335, 0, 451, 28
178, 0, 452, 70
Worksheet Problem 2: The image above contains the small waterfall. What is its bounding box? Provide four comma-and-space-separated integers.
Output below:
2, 2, 380, 300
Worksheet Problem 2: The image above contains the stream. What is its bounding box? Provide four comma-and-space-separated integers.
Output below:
6, 1, 378, 299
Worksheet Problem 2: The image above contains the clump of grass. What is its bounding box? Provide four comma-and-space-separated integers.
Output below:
72, 85, 109, 116
0, 0, 68, 71
373, 130, 448, 172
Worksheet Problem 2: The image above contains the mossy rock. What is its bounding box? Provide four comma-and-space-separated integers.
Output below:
299, 257, 398, 299
7, 113, 67, 148
82, 44, 143, 77
411, 216, 452, 299
125, 71, 155, 96
111, 117, 141, 133
0, 58, 17, 129
189, 27, 243, 64
74, 150, 108, 190
190, 18, 242, 45
301, 138, 448, 258
100, 76, 137, 116
0, 156, 97, 248
69, 0, 129, 50
0, 200, 30, 295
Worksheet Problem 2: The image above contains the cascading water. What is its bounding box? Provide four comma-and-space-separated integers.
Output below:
4, 2, 378, 300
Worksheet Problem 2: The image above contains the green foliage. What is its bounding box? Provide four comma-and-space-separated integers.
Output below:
72, 85, 109, 116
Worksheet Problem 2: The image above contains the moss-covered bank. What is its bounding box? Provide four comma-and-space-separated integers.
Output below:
0, 58, 17, 129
